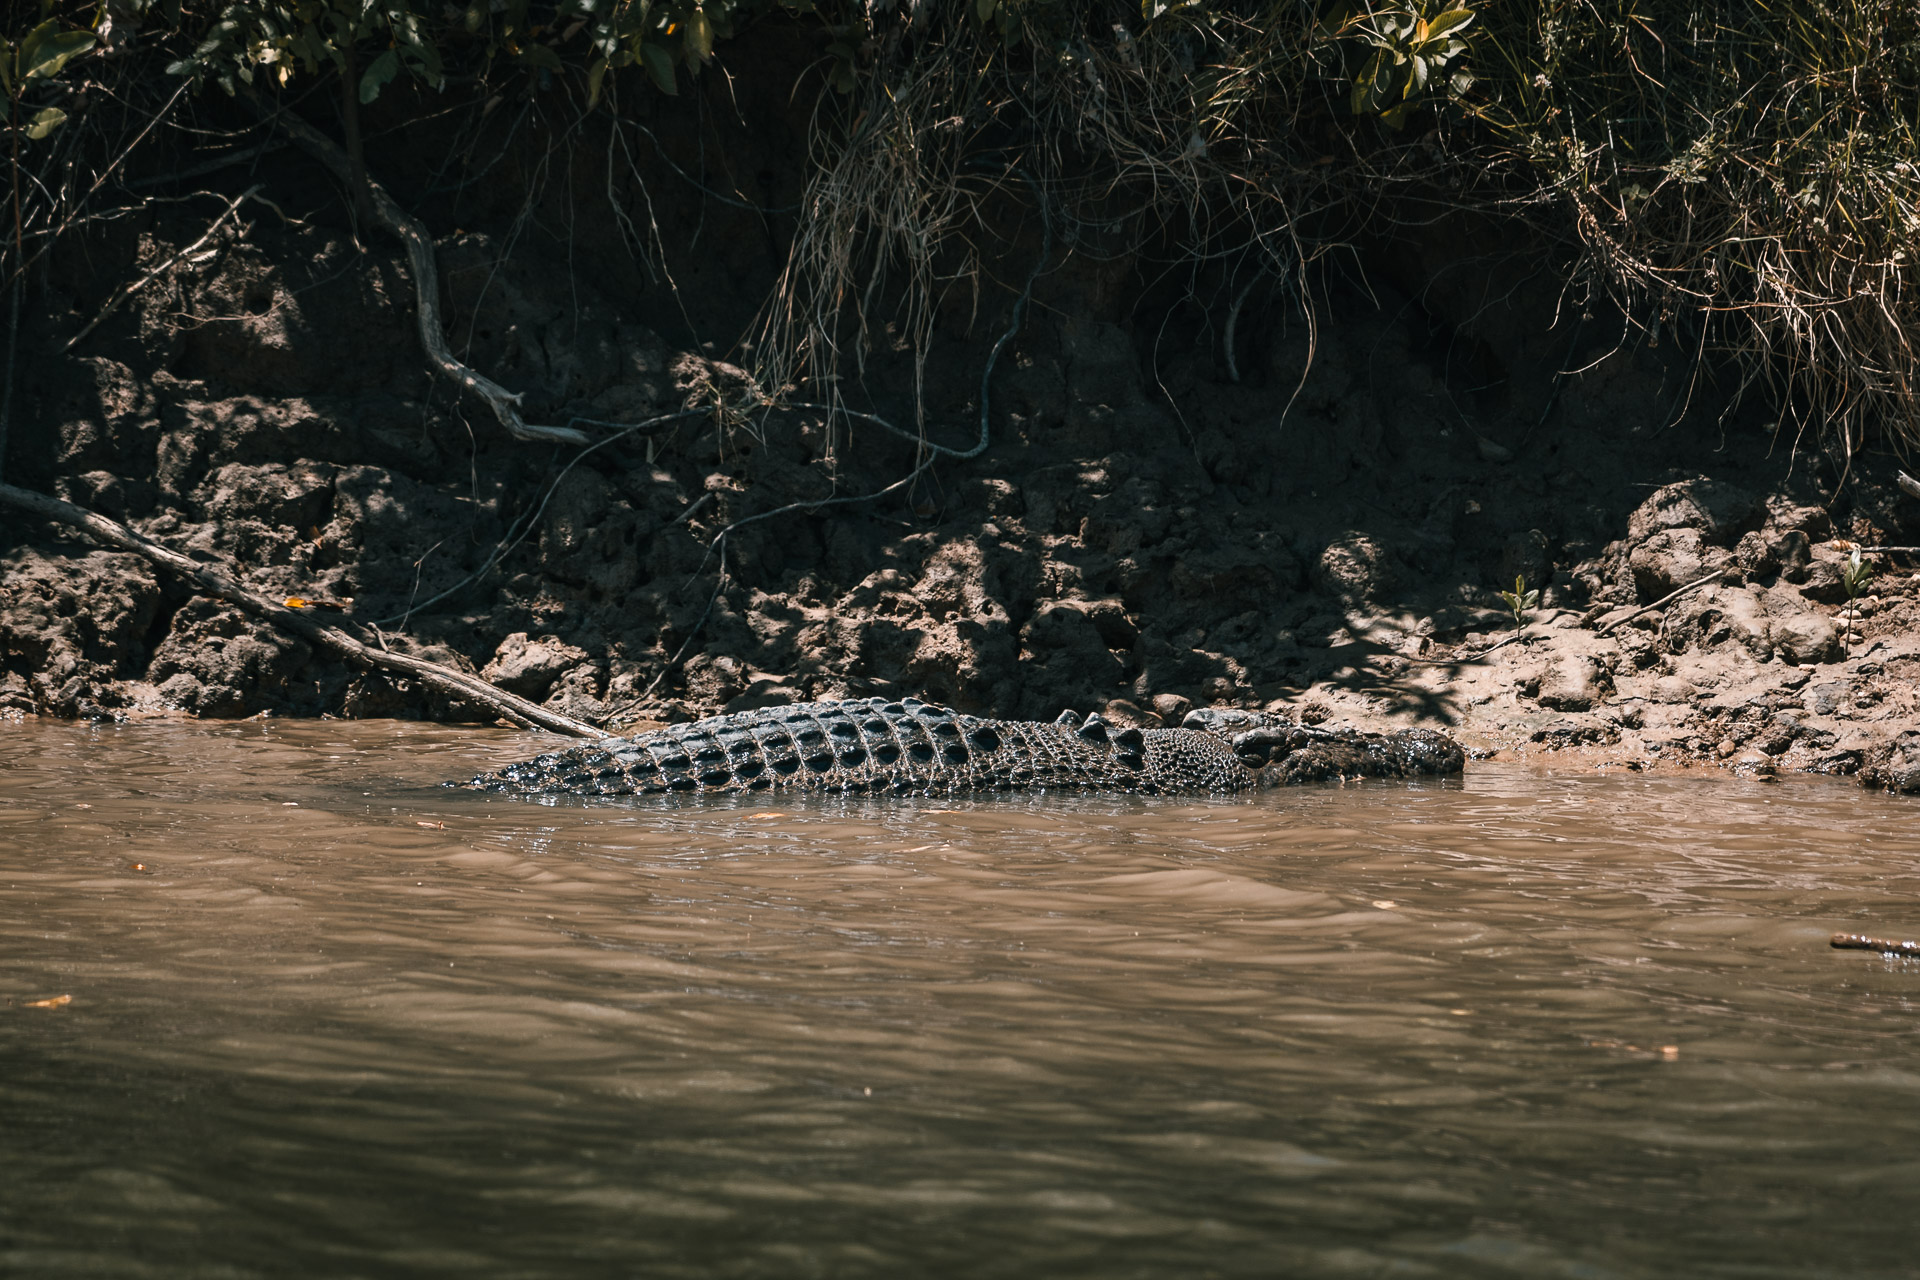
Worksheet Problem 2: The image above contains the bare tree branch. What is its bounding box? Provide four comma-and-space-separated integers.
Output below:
0, 482, 599, 738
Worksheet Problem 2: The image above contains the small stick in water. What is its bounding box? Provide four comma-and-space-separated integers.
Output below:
1831, 933, 1920, 958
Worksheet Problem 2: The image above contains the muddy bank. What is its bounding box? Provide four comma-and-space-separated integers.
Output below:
2, 75, 1917, 793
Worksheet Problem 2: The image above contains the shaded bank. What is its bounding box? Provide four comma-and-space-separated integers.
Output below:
1, 14, 1918, 792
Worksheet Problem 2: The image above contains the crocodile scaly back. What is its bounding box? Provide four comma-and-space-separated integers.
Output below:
466, 697, 1256, 797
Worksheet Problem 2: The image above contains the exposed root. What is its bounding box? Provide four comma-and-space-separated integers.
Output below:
248, 95, 591, 447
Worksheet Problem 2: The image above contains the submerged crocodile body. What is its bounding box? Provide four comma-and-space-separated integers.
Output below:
464, 697, 1464, 798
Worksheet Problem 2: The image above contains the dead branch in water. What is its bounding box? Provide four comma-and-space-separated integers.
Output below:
1831, 933, 1920, 958
244, 96, 589, 447
0, 482, 598, 738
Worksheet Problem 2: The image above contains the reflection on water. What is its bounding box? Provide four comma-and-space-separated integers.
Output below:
2, 720, 1918, 1278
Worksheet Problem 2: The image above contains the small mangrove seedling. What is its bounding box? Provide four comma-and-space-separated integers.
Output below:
1497, 575, 1539, 631
1842, 548, 1874, 652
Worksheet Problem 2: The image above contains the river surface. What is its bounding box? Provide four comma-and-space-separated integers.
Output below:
2, 720, 1917, 1278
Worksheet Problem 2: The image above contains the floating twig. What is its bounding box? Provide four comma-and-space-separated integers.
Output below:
1831, 933, 1920, 958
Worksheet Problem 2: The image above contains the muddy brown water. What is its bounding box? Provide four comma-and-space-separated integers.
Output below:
2, 722, 1918, 1278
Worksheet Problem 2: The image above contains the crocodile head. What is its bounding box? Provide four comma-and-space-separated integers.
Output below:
1179, 706, 1302, 774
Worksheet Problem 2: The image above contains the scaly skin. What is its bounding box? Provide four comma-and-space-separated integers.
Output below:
463, 697, 1465, 798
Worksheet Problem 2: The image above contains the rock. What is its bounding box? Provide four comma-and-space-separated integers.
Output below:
1101, 697, 1161, 728
149, 599, 312, 718
1316, 534, 1397, 603
1860, 733, 1920, 793
1797, 545, 1857, 604
1807, 682, 1844, 716
1733, 529, 1777, 577
1762, 587, 1839, 664
1530, 718, 1620, 747
1774, 530, 1813, 583
1626, 478, 1761, 545
1537, 655, 1607, 711
1707, 588, 1771, 661
1730, 751, 1778, 778
481, 632, 589, 700
1151, 692, 1193, 723
1650, 676, 1695, 704
1628, 528, 1732, 598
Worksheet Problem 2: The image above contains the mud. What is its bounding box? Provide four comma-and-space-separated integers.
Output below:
3, 53, 1918, 793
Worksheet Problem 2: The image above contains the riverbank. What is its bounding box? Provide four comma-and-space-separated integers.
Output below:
2, 23, 1917, 793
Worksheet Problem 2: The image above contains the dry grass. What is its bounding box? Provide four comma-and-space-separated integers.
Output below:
751, 0, 1920, 459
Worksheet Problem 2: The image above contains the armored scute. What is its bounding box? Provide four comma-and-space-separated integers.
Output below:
464, 697, 1464, 798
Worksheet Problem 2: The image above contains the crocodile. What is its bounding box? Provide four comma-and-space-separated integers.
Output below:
462, 697, 1464, 798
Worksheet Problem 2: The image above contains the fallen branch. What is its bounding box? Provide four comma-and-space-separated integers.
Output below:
0, 482, 599, 738
245, 97, 588, 447
1597, 569, 1730, 636
1832, 933, 1920, 958
67, 185, 262, 351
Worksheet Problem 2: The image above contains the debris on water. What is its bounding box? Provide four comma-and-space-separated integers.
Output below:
21, 994, 71, 1008
1586, 1037, 1681, 1061
415, 820, 446, 829
1371, 900, 1397, 909
1831, 933, 1920, 958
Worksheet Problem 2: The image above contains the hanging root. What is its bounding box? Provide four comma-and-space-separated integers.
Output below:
248, 94, 590, 447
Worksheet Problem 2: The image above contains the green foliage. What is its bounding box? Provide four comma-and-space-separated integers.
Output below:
1841, 547, 1874, 652
5, 0, 1919, 458
157, 0, 789, 103
1843, 548, 1875, 602
1322, 1, 1474, 128
1497, 575, 1539, 631
1, 17, 96, 142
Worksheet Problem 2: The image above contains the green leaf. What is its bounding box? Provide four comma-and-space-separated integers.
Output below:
1352, 47, 1386, 115
22, 26, 94, 81
978, 0, 997, 21
640, 41, 677, 93
358, 47, 399, 103
1425, 8, 1475, 40
25, 105, 66, 140
586, 54, 608, 107
684, 10, 713, 61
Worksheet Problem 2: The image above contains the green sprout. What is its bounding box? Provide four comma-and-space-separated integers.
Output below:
1497, 574, 1539, 631
1842, 547, 1874, 653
